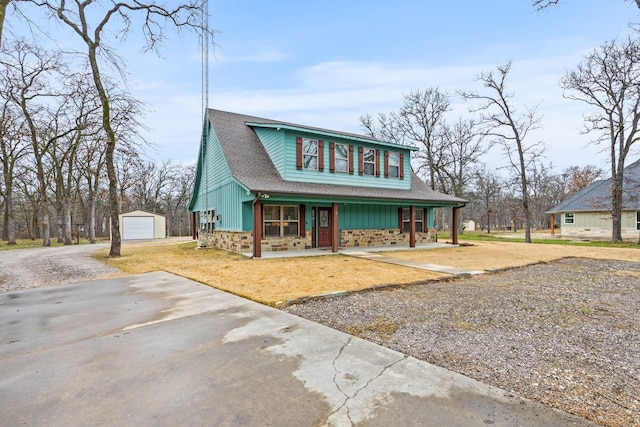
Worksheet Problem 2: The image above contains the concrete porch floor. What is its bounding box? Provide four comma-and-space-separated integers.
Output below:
242, 242, 454, 259
242, 242, 485, 276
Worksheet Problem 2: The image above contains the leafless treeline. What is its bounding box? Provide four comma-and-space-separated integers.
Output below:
0, 39, 194, 245
360, 80, 604, 235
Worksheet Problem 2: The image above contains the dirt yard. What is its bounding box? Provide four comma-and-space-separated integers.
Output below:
98, 239, 640, 305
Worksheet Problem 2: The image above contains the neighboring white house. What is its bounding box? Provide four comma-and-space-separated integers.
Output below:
547, 159, 640, 240
118, 210, 166, 240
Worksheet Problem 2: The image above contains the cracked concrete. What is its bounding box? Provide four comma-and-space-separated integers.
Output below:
1, 271, 597, 426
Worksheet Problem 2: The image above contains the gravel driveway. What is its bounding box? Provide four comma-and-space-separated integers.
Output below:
285, 257, 640, 427
0, 243, 122, 293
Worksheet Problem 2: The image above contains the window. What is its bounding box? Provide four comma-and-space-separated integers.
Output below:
363, 148, 376, 175
402, 208, 424, 233
263, 205, 300, 237
637, 212, 640, 230
388, 152, 400, 178
564, 212, 575, 224
200, 210, 216, 232
296, 137, 324, 171
303, 139, 318, 169
334, 143, 349, 173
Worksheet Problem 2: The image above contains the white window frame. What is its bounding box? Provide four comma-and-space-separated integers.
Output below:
388, 152, 400, 178
564, 212, 575, 224
334, 143, 349, 173
303, 139, 318, 170
363, 148, 375, 176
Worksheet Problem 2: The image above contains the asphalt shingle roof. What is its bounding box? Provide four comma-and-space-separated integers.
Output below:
209, 109, 465, 204
547, 159, 640, 213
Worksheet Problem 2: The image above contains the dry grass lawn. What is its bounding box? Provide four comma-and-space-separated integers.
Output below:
95, 242, 446, 305
95, 239, 640, 305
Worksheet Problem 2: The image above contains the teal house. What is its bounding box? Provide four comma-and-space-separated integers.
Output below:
189, 109, 465, 258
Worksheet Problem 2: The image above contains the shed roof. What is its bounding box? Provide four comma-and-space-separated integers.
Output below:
208, 109, 465, 205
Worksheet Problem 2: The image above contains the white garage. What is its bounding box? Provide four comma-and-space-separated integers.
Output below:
119, 210, 166, 240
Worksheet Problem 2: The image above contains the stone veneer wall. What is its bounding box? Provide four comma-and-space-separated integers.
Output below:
561, 227, 640, 241
340, 228, 437, 247
199, 228, 438, 254
198, 230, 311, 254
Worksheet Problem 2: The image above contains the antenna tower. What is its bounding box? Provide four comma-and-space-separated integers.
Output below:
200, 0, 210, 247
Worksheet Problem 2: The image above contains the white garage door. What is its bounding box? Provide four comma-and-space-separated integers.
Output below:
122, 216, 154, 240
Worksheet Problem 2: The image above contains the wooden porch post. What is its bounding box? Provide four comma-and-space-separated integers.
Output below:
409, 205, 416, 248
332, 202, 339, 253
550, 213, 555, 235
253, 198, 262, 258
191, 211, 197, 240
452, 206, 460, 245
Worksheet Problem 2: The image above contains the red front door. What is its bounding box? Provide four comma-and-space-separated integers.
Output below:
317, 207, 332, 248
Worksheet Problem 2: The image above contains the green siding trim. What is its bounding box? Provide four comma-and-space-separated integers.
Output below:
246, 122, 418, 151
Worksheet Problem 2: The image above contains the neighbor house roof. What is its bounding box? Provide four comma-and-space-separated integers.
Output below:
208, 109, 465, 205
547, 159, 640, 213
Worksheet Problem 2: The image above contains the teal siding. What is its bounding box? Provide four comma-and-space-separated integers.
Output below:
340, 204, 399, 229
191, 124, 253, 232
247, 125, 414, 190
197, 181, 250, 231
253, 128, 286, 173
283, 130, 412, 190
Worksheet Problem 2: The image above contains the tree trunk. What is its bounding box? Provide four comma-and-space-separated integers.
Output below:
63, 197, 73, 245
88, 194, 97, 244
611, 172, 624, 242
86, 40, 120, 256
40, 209, 50, 246
4, 194, 16, 244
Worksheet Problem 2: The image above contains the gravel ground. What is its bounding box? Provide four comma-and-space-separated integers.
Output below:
0, 243, 122, 293
284, 258, 640, 427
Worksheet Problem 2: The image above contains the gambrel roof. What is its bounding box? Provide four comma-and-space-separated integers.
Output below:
547, 159, 640, 213
205, 109, 465, 205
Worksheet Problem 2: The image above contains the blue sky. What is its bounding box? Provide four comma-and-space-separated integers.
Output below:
12, 1, 639, 172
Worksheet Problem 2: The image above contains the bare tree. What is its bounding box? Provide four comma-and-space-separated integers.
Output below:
562, 165, 603, 197
561, 37, 640, 242
461, 61, 546, 243
533, 0, 640, 11
439, 117, 487, 197
30, 0, 208, 256
360, 88, 450, 190
0, 88, 28, 244
528, 161, 565, 229
359, 112, 407, 146
470, 167, 503, 233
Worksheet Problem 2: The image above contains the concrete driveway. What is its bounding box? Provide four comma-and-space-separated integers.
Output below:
0, 272, 596, 426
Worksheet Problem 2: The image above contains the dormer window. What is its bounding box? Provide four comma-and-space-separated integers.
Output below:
384, 151, 404, 179
303, 139, 318, 169
296, 137, 324, 171
388, 152, 400, 178
335, 143, 348, 172
363, 148, 375, 175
